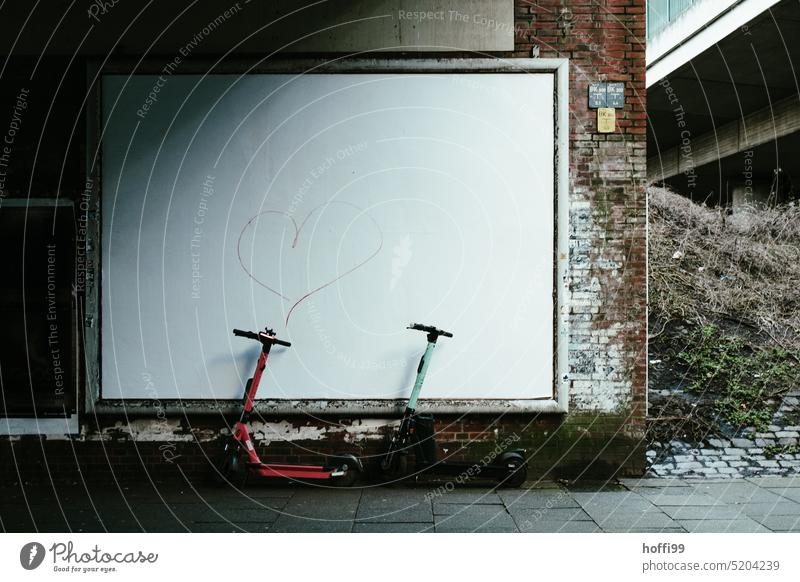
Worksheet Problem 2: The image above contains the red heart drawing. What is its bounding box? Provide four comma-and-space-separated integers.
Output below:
236, 201, 384, 326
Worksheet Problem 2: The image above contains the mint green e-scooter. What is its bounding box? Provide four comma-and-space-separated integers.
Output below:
380, 323, 527, 487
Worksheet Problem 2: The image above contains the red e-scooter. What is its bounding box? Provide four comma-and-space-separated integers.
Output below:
217, 326, 362, 486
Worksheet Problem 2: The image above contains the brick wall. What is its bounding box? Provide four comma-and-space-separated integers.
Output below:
511, 0, 647, 421
0, 0, 647, 483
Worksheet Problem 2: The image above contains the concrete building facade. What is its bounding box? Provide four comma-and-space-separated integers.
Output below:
0, 0, 647, 482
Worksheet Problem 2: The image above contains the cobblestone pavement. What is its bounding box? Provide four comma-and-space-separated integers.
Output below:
648, 391, 800, 478
3, 476, 800, 532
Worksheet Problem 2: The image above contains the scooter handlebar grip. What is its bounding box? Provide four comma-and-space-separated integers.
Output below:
407, 323, 431, 332
441, 331, 453, 338
233, 329, 258, 339
273, 338, 292, 348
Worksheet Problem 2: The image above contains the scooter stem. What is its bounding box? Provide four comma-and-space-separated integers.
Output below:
407, 340, 437, 411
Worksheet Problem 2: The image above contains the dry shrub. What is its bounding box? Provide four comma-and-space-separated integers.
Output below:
648, 186, 800, 351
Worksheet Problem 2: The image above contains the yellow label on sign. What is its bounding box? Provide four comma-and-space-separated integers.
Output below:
597, 107, 615, 133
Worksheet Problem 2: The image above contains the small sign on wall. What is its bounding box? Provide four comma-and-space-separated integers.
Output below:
589, 82, 623, 133
588, 83, 607, 108
588, 82, 625, 109
605, 83, 625, 108
597, 108, 615, 133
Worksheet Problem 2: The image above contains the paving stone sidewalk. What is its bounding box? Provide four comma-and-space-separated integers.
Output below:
648, 390, 800, 478
3, 476, 800, 532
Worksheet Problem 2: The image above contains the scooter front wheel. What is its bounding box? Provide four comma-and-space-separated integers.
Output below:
216, 449, 246, 488
380, 452, 408, 482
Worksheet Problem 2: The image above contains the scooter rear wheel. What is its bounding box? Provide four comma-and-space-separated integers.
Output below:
331, 453, 362, 487
500, 457, 527, 488
333, 465, 359, 487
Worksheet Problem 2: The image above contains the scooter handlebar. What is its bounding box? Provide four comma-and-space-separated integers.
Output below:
270, 336, 292, 348
233, 328, 258, 340
233, 328, 291, 347
407, 323, 453, 338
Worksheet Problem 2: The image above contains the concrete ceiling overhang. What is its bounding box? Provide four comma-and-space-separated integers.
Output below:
0, 0, 515, 56
647, 0, 800, 177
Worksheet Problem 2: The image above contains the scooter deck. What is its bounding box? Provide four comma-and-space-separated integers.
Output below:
415, 461, 516, 479
248, 462, 345, 480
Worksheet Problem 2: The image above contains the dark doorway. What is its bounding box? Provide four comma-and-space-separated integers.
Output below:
0, 200, 76, 417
